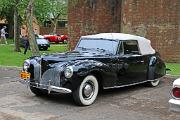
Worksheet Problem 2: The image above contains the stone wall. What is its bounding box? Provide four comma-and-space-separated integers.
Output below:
68, 0, 180, 62
68, 0, 121, 49
121, 0, 180, 62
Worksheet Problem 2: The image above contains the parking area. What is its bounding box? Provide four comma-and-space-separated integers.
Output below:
0, 67, 180, 120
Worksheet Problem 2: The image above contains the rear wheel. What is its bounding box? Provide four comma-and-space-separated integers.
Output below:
146, 66, 160, 87
63, 40, 68, 44
73, 75, 99, 106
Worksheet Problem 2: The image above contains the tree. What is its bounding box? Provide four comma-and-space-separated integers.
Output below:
25, 0, 40, 56
0, 0, 67, 55
0, 0, 27, 52
49, 0, 67, 33
34, 0, 67, 33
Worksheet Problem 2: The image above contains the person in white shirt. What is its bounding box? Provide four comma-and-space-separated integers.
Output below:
0, 26, 8, 44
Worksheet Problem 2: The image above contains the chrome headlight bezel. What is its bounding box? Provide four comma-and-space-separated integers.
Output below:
64, 66, 73, 78
23, 59, 30, 71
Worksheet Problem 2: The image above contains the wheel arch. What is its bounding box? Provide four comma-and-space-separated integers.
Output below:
89, 70, 103, 90
147, 55, 166, 80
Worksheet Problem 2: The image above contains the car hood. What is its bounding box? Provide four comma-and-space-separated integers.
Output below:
41, 50, 112, 63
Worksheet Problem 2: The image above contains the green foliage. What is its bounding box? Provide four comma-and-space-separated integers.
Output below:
0, 0, 67, 25
34, 0, 68, 25
0, 0, 14, 20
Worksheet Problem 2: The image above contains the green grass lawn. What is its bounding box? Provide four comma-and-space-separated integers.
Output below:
166, 63, 180, 76
0, 44, 68, 67
0, 38, 14, 44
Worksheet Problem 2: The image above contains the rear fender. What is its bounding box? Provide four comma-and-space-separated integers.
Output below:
149, 56, 157, 67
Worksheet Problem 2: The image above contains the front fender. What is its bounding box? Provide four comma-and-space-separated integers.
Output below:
72, 60, 107, 77
54, 60, 110, 91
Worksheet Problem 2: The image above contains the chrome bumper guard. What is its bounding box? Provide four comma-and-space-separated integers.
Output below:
19, 79, 72, 94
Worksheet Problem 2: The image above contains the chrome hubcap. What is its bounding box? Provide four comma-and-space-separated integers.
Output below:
83, 82, 94, 99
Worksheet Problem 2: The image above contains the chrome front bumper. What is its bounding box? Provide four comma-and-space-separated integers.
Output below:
169, 99, 180, 112
19, 79, 72, 94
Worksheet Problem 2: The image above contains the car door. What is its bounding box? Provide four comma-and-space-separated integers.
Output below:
117, 40, 147, 86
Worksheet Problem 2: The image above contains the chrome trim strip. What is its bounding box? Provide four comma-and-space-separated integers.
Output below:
49, 86, 72, 94
103, 81, 148, 89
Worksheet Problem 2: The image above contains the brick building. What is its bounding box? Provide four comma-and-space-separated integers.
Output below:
68, 0, 180, 62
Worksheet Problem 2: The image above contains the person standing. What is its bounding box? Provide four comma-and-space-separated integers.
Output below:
0, 26, 8, 44
23, 35, 30, 54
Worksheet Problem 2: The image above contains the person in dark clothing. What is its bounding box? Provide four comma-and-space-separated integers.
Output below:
23, 35, 30, 54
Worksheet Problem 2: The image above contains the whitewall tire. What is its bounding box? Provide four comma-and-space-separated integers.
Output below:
73, 75, 99, 106
148, 79, 160, 87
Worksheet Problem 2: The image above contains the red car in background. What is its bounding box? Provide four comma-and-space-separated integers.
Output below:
44, 34, 68, 43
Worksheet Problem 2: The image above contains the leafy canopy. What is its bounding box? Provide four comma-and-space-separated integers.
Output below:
0, 0, 67, 24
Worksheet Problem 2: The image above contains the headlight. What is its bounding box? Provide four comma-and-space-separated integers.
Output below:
23, 59, 30, 71
64, 66, 73, 78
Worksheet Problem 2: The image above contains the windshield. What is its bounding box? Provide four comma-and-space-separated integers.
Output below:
75, 38, 118, 54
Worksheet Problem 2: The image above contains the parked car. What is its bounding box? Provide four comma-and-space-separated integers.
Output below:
20, 33, 166, 106
36, 38, 50, 50
44, 34, 68, 43
169, 78, 180, 112
20, 36, 50, 51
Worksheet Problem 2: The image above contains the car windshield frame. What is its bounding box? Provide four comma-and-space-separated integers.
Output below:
75, 38, 119, 55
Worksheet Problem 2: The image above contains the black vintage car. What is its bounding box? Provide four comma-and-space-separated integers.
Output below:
20, 33, 166, 106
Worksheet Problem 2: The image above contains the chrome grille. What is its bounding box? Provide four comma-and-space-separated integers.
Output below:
40, 68, 61, 87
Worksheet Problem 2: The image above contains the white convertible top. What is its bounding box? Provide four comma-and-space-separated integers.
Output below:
81, 33, 155, 55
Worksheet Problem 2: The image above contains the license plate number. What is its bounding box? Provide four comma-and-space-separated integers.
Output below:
20, 71, 30, 80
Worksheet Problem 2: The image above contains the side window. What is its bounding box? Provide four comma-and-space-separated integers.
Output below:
123, 40, 140, 55
118, 42, 124, 55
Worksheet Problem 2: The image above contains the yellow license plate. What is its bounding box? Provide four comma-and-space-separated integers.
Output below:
20, 71, 31, 79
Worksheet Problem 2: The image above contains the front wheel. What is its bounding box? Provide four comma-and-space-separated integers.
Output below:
73, 75, 99, 106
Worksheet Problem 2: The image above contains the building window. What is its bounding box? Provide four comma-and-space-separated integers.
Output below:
57, 20, 68, 28
44, 21, 52, 27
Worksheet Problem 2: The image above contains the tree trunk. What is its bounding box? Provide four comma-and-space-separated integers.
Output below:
25, 0, 40, 56
7, 17, 14, 39
6, 9, 14, 38
52, 20, 57, 34
14, 1, 21, 52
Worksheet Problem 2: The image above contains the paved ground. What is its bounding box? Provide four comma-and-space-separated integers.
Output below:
0, 67, 180, 120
